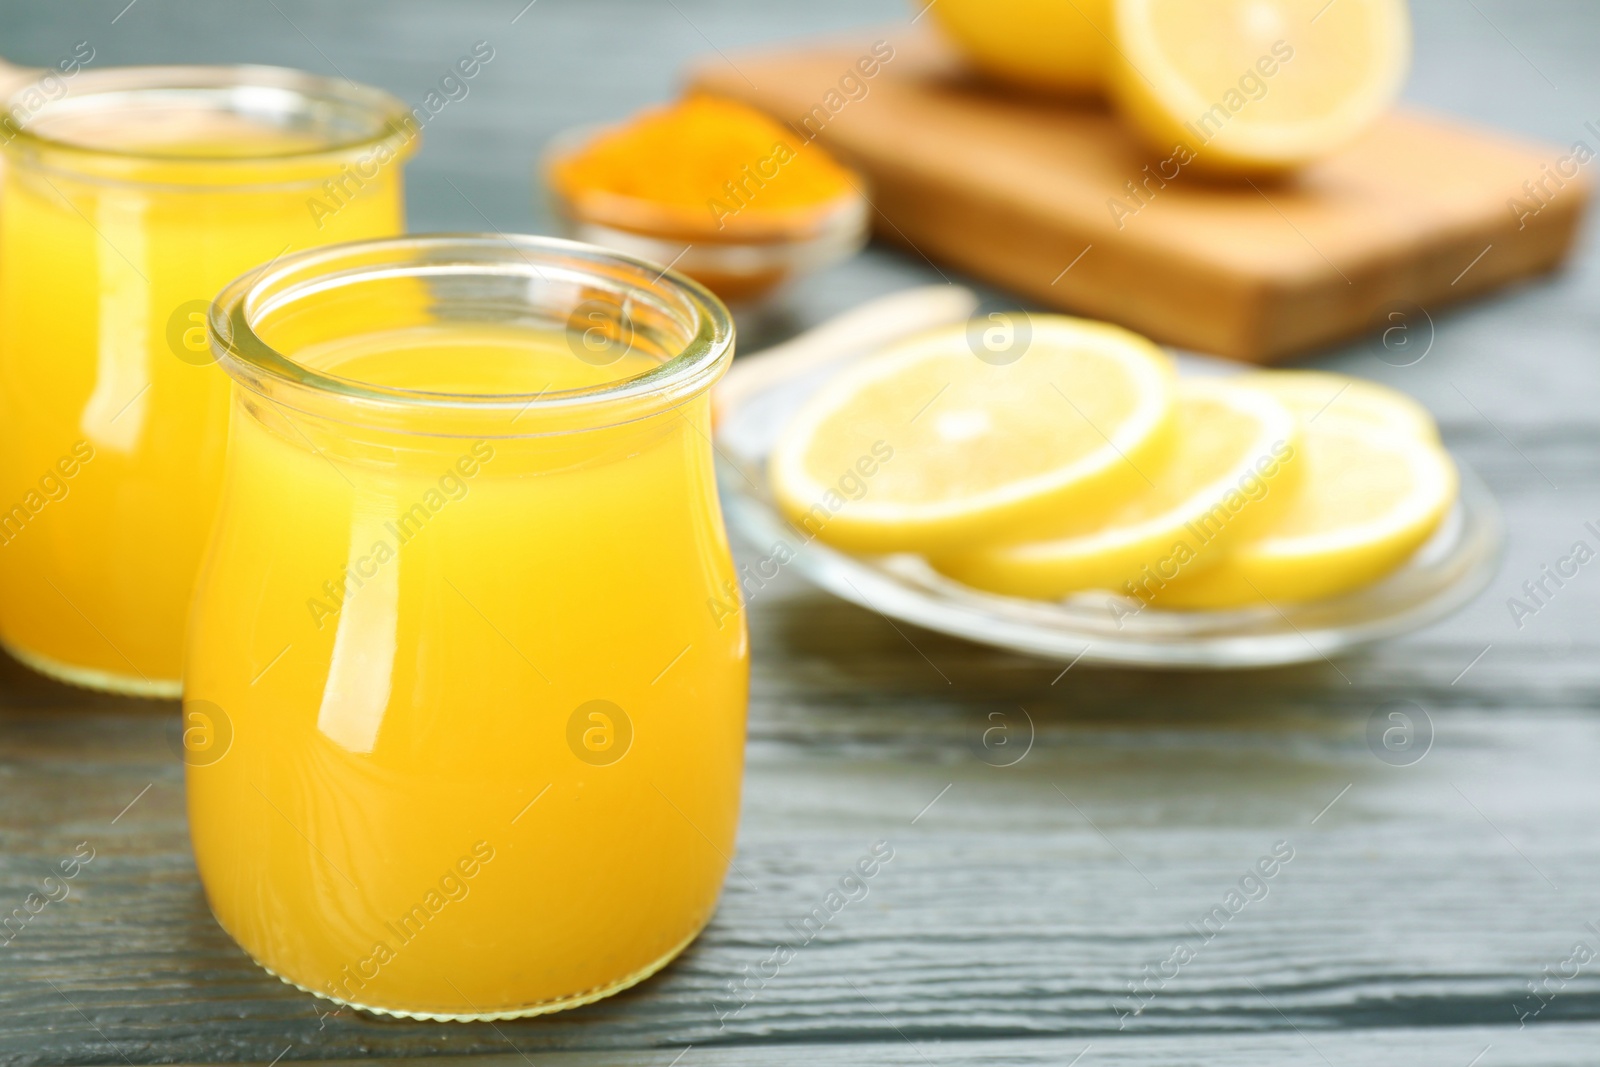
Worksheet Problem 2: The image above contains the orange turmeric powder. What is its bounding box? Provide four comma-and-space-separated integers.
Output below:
550, 95, 855, 239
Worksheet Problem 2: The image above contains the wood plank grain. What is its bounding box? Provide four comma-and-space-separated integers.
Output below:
5, 699, 1600, 1064
119, 1025, 1600, 1067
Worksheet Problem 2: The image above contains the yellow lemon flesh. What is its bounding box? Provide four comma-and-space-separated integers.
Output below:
1109, 0, 1411, 174
934, 378, 1302, 599
769, 315, 1176, 554
1153, 423, 1458, 609
923, 0, 1114, 96
1238, 369, 1439, 442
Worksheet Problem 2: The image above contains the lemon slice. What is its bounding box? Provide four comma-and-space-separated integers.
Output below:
933, 378, 1302, 598
1240, 370, 1439, 442
1155, 422, 1457, 608
1110, 0, 1411, 173
768, 315, 1176, 554
923, 0, 1113, 95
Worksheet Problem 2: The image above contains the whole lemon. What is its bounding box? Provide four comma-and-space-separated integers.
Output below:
921, 0, 1114, 95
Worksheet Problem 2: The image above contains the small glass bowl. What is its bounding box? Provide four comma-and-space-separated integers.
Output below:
541, 124, 871, 306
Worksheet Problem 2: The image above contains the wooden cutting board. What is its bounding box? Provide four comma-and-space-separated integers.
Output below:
690, 34, 1592, 362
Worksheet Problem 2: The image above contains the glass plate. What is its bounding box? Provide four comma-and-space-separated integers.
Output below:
715, 352, 1504, 669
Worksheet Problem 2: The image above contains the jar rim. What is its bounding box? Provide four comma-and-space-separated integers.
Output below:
1, 64, 416, 169
208, 233, 736, 424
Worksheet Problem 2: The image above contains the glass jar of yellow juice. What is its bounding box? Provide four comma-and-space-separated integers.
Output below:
0, 66, 416, 695
186, 235, 747, 1019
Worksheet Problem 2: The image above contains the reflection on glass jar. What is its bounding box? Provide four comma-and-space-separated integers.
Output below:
187, 235, 747, 1020
0, 66, 416, 695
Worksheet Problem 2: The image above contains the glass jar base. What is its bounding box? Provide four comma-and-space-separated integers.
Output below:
238, 919, 708, 1021
1, 640, 181, 699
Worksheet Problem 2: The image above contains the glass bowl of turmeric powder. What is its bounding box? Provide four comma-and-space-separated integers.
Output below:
543, 95, 871, 305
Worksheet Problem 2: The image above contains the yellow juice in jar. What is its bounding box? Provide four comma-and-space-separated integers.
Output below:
185, 310, 747, 1017
0, 70, 413, 693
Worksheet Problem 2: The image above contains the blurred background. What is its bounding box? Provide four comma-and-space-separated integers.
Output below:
0, 0, 1591, 384
0, 0, 1578, 641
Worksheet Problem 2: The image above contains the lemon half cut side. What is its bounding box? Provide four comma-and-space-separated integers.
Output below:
1110, 0, 1412, 173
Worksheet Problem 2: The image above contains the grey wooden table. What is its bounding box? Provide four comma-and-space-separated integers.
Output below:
2, 1, 1599, 1064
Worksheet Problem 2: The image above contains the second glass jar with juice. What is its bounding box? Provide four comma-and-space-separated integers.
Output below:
0, 66, 416, 694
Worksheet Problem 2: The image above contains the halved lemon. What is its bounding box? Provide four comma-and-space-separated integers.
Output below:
922, 0, 1114, 96
933, 378, 1302, 598
1239, 369, 1439, 442
1110, 0, 1412, 173
768, 315, 1176, 554
1154, 422, 1458, 608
